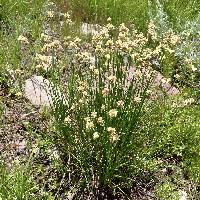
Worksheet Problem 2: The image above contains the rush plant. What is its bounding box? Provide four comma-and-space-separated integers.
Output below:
49, 20, 181, 190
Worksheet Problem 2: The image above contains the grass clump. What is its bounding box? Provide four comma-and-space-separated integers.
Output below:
48, 19, 184, 193
0, 159, 56, 200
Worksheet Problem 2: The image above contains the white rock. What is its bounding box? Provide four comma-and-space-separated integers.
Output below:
81, 23, 102, 35
179, 190, 187, 200
24, 75, 67, 107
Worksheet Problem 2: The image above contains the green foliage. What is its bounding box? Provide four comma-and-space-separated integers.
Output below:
0, 160, 56, 200
143, 96, 200, 179
68, 0, 149, 31
67, 0, 200, 32
45, 22, 178, 193
50, 23, 157, 189
160, 0, 200, 29
1, 0, 200, 198
0, 0, 45, 35
0, 0, 45, 88
155, 181, 180, 200
0, 163, 36, 200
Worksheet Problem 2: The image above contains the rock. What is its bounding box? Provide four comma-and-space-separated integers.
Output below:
128, 67, 180, 96
179, 190, 187, 200
24, 75, 52, 106
24, 75, 67, 107
81, 23, 102, 35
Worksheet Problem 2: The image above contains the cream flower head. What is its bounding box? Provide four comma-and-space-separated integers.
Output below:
86, 121, 94, 130
91, 111, 97, 118
117, 100, 124, 108
134, 96, 141, 103
17, 35, 29, 44
97, 117, 104, 126
47, 11, 54, 18
107, 127, 119, 142
107, 75, 116, 82
102, 88, 110, 96
93, 132, 99, 139
64, 116, 71, 123
108, 109, 118, 118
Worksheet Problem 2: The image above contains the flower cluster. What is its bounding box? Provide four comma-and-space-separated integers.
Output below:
148, 20, 157, 41
64, 12, 73, 25
54, 19, 189, 152
107, 127, 118, 143
47, 10, 54, 18
41, 40, 62, 52
108, 109, 118, 118
17, 35, 29, 44
35, 53, 53, 71
35, 31, 64, 70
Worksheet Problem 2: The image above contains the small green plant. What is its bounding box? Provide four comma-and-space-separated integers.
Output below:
155, 181, 180, 200
142, 95, 200, 182
0, 163, 36, 200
